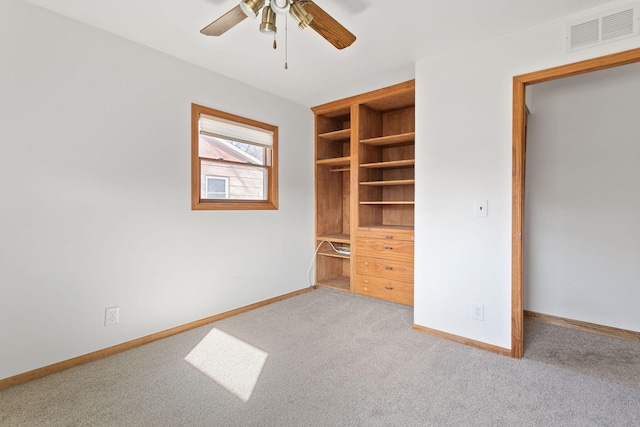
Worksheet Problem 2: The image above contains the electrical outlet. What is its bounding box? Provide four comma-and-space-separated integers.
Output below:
105, 306, 120, 326
472, 304, 484, 321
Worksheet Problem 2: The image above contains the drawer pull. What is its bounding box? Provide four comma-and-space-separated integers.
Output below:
384, 286, 393, 290
384, 246, 393, 250
384, 235, 393, 240
384, 266, 393, 270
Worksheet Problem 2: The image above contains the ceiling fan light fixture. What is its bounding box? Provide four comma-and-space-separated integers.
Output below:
239, 0, 265, 18
259, 6, 277, 34
270, 0, 290, 15
289, 2, 313, 29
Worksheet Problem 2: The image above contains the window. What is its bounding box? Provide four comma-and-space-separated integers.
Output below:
205, 176, 229, 199
191, 104, 278, 210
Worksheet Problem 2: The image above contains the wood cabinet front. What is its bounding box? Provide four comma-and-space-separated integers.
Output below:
356, 238, 414, 262
354, 274, 413, 306
355, 227, 414, 305
356, 227, 414, 242
354, 257, 413, 283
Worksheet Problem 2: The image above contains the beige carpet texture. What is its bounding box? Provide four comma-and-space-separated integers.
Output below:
1, 288, 639, 426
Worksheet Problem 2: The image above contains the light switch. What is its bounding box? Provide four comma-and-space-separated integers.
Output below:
474, 200, 488, 217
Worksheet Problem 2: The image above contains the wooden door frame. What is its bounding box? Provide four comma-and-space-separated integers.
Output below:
511, 47, 640, 359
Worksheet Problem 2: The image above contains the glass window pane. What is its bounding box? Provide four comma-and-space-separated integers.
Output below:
199, 135, 265, 166
201, 160, 267, 201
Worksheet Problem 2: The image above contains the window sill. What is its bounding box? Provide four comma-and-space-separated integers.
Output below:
192, 199, 278, 211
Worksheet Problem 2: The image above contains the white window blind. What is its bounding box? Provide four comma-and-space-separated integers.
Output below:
199, 114, 274, 148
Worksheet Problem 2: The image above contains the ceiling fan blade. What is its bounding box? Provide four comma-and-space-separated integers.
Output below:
301, 1, 356, 50
201, 5, 247, 36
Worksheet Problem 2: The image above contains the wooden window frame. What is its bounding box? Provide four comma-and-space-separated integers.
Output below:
191, 104, 279, 210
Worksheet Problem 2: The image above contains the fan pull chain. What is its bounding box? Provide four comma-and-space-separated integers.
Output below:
273, 33, 277, 49
284, 14, 288, 70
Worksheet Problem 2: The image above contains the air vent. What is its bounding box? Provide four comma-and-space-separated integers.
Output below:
566, 3, 640, 52
602, 9, 634, 40
570, 19, 600, 49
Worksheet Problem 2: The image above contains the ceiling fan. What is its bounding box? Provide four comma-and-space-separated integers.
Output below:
200, 0, 356, 50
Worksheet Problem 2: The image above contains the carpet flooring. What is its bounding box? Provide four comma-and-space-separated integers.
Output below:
1, 287, 639, 426
524, 319, 640, 389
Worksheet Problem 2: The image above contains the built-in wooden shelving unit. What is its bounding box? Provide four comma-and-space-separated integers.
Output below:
312, 80, 415, 305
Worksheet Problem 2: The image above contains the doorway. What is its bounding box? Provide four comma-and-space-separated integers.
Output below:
511, 47, 640, 359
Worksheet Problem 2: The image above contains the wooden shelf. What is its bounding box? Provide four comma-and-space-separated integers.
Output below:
360, 201, 415, 205
360, 179, 415, 186
318, 249, 350, 259
316, 276, 350, 291
360, 132, 415, 147
330, 167, 350, 172
359, 225, 414, 232
316, 156, 350, 166
318, 128, 351, 141
361, 89, 415, 112
317, 234, 350, 244
360, 159, 415, 169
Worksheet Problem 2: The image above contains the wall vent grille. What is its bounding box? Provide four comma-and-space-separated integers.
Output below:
566, 3, 640, 52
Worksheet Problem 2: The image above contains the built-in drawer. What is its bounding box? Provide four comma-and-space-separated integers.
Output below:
354, 274, 413, 306
356, 238, 413, 261
357, 228, 414, 242
354, 257, 414, 282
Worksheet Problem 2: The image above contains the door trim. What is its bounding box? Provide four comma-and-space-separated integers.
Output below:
511, 47, 640, 359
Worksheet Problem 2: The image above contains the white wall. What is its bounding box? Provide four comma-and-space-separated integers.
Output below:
525, 63, 640, 331
414, 0, 640, 348
0, 0, 313, 380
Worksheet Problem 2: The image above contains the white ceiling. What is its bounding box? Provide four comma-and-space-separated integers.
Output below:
23, 0, 619, 107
